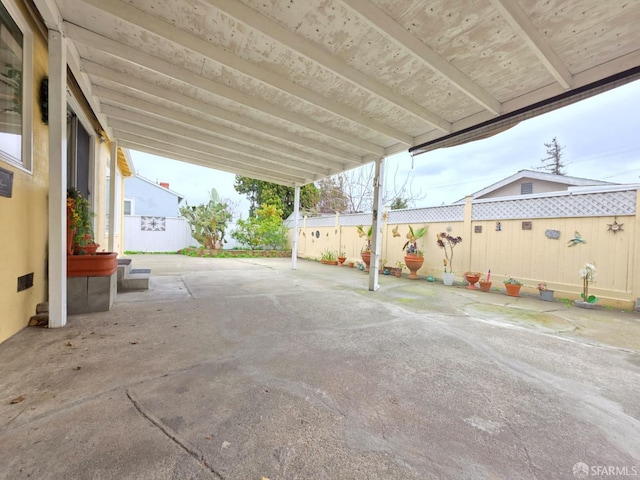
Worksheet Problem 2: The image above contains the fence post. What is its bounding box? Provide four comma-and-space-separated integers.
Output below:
463, 196, 473, 274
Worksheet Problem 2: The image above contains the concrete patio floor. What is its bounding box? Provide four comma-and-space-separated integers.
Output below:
1, 255, 639, 479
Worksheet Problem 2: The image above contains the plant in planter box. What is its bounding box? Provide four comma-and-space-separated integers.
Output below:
356, 225, 373, 270
477, 269, 492, 291
437, 232, 462, 285
403, 225, 427, 279
577, 263, 597, 306
321, 248, 338, 265
67, 187, 98, 255
503, 278, 522, 297
337, 248, 347, 266
537, 282, 555, 301
394, 261, 405, 277
464, 271, 482, 289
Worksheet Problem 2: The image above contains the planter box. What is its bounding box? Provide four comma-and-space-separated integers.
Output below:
67, 272, 117, 314
67, 252, 118, 277
539, 290, 555, 301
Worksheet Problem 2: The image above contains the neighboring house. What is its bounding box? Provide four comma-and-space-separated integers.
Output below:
124, 174, 184, 217
454, 170, 614, 203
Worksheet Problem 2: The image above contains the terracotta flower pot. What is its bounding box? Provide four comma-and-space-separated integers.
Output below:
464, 274, 480, 289
404, 254, 424, 279
361, 252, 371, 272
479, 281, 492, 292
338, 256, 346, 266
505, 283, 521, 297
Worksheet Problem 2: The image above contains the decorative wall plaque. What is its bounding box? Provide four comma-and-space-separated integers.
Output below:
474, 226, 482, 233
0, 166, 13, 198
545, 229, 560, 239
141, 216, 166, 231
522, 221, 532, 230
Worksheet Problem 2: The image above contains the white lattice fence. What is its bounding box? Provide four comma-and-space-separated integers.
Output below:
472, 190, 636, 220
387, 205, 464, 224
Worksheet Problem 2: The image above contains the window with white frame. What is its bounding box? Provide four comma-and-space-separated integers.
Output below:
0, 0, 33, 171
124, 198, 134, 216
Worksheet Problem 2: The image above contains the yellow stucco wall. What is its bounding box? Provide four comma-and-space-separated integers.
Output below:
0, 3, 126, 344
0, 6, 49, 344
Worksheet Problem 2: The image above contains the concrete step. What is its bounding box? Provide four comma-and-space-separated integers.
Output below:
118, 272, 151, 291
117, 259, 151, 292
117, 258, 132, 281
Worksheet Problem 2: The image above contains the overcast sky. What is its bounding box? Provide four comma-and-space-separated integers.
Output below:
130, 78, 640, 215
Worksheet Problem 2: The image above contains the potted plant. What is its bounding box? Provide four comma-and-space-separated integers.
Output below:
503, 278, 522, 297
66, 187, 116, 278
379, 258, 387, 274
437, 232, 462, 285
403, 225, 427, 279
478, 270, 492, 292
321, 248, 338, 265
464, 271, 481, 289
337, 249, 347, 266
394, 261, 405, 278
576, 263, 597, 308
356, 225, 372, 271
537, 282, 555, 301
67, 187, 99, 255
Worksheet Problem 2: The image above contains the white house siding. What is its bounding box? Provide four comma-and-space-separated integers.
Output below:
124, 176, 182, 217
124, 216, 239, 252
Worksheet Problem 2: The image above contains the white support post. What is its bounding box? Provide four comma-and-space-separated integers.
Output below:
47, 30, 67, 328
369, 157, 385, 291
108, 140, 117, 252
291, 185, 301, 269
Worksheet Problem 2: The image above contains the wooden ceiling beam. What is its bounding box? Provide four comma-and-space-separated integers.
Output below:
340, 0, 502, 115
65, 22, 386, 156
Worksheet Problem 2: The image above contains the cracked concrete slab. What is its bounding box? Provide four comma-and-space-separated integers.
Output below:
1, 256, 639, 479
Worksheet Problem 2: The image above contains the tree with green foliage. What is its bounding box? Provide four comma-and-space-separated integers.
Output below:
179, 189, 232, 250
390, 197, 409, 210
231, 204, 288, 250
538, 137, 566, 175
234, 176, 319, 219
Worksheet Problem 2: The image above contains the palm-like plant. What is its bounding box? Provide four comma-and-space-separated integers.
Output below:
403, 225, 427, 255
356, 225, 373, 252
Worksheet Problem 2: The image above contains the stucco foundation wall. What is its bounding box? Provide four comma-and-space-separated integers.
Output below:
0, 8, 49, 344
289, 189, 640, 309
